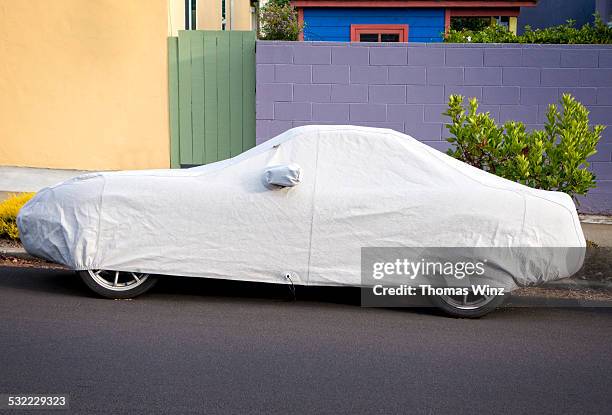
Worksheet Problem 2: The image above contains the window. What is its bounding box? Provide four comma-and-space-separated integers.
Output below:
185, 0, 197, 30
350, 24, 409, 43
494, 16, 510, 29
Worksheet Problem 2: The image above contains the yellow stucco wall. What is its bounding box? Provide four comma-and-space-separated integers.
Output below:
0, 0, 170, 170
198, 0, 254, 31
230, 0, 255, 30
198, 0, 222, 30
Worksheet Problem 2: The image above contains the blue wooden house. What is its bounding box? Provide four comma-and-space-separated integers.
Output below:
292, 0, 537, 42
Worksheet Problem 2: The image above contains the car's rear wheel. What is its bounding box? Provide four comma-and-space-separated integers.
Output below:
78, 269, 157, 299
429, 292, 505, 318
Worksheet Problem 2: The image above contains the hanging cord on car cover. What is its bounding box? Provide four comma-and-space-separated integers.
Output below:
284, 273, 296, 301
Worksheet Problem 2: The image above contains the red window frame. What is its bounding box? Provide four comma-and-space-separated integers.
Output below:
350, 24, 409, 42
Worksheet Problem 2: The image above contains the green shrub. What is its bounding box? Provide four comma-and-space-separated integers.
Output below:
445, 14, 612, 44
0, 193, 34, 241
444, 94, 603, 200
258, 1, 303, 41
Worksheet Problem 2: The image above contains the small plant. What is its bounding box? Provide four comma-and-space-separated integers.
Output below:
258, 1, 303, 41
445, 14, 612, 44
0, 193, 35, 241
444, 94, 603, 200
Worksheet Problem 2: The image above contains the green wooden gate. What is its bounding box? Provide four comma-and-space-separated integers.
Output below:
168, 31, 256, 168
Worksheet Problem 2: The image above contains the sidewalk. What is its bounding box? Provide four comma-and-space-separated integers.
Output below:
0, 166, 89, 200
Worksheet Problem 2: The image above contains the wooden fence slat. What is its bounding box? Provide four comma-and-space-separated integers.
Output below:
229, 31, 244, 157
241, 32, 256, 152
177, 31, 193, 165
216, 32, 231, 161
204, 32, 219, 164
190, 32, 205, 165
168, 37, 180, 168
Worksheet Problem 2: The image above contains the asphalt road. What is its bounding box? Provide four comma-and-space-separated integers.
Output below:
1, 266, 611, 415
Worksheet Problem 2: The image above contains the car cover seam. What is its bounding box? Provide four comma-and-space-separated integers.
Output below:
305, 132, 321, 285
92, 174, 107, 269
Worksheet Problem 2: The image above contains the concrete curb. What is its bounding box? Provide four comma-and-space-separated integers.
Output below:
0, 247, 38, 261
542, 279, 612, 290
579, 214, 612, 225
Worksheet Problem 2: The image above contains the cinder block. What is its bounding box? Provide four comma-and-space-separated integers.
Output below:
313, 65, 349, 84
464, 67, 502, 85
256, 101, 274, 120
520, 87, 559, 105
499, 105, 538, 124
502, 67, 540, 86
257, 45, 293, 64
446, 48, 484, 66
590, 142, 612, 162
387, 104, 424, 123
561, 50, 598, 68
423, 140, 452, 153
591, 162, 612, 180
600, 50, 612, 68
349, 103, 387, 121
541, 68, 579, 86
294, 84, 331, 103
596, 88, 612, 105
370, 47, 408, 65
536, 105, 552, 124
522, 49, 560, 67
427, 67, 463, 85
557, 87, 597, 104
408, 48, 445, 66
424, 104, 449, 123
406, 85, 445, 103
256, 64, 275, 83
257, 83, 293, 102
293, 45, 331, 64
602, 125, 612, 142
388, 67, 426, 84
580, 69, 612, 87
350, 66, 387, 84
404, 123, 442, 141
444, 86, 482, 100
256, 121, 270, 142
484, 49, 522, 66
369, 85, 406, 104
269, 120, 294, 138
482, 87, 520, 104
274, 102, 312, 121
586, 106, 612, 125
275, 64, 311, 83
332, 47, 369, 65
312, 103, 350, 122
331, 84, 368, 103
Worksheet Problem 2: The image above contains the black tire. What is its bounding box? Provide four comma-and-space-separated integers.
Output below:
429, 293, 506, 318
78, 270, 157, 299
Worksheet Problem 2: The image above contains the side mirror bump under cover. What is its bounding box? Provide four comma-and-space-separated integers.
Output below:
264, 163, 302, 187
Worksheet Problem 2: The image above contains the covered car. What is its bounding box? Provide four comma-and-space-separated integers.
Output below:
17, 125, 585, 317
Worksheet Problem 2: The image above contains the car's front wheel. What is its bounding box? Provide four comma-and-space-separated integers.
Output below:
429, 292, 505, 318
78, 269, 157, 299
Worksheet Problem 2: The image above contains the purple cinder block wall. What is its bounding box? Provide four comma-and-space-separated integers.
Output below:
256, 41, 612, 214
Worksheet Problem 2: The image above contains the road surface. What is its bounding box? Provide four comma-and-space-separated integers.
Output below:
1, 266, 611, 414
